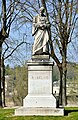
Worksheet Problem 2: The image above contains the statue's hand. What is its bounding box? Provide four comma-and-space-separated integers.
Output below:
35, 24, 40, 28
39, 24, 46, 29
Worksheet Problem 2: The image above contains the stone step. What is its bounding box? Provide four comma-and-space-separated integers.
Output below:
15, 107, 64, 116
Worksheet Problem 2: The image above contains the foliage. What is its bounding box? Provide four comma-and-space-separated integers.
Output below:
6, 64, 28, 106
53, 65, 59, 82
67, 63, 78, 81
5, 64, 13, 75
53, 63, 78, 82
13, 65, 28, 106
0, 107, 78, 120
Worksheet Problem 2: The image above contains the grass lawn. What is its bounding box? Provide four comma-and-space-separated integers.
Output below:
0, 107, 78, 120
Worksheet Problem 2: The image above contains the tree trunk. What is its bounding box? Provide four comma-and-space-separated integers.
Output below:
59, 45, 67, 106
0, 44, 2, 107
62, 43, 67, 106
2, 57, 6, 107
59, 68, 63, 105
62, 61, 67, 106
59, 64, 67, 106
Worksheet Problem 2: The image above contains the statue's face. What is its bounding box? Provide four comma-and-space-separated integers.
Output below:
40, 7, 45, 16
40, 10, 43, 15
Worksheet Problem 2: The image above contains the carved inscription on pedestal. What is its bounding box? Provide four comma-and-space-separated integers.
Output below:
31, 75, 48, 80
29, 71, 50, 80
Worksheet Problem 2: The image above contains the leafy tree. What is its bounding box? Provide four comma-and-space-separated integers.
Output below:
6, 65, 28, 106
53, 65, 59, 82
67, 63, 76, 81
14, 65, 28, 105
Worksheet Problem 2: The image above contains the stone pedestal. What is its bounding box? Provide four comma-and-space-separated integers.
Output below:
23, 61, 56, 108
15, 56, 64, 116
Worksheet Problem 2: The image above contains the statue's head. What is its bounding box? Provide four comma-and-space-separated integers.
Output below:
39, 7, 45, 15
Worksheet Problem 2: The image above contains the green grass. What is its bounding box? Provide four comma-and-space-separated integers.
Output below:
0, 107, 78, 120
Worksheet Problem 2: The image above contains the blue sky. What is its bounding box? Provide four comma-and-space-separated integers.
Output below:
3, 19, 78, 67
4, 29, 78, 68
1, 0, 78, 67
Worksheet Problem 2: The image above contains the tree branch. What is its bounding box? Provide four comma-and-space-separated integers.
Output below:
4, 41, 30, 60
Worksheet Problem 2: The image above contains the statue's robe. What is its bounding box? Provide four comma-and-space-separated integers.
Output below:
32, 14, 50, 55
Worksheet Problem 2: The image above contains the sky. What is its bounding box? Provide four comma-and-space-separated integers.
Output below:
3, 18, 78, 67
1, 0, 78, 67
4, 27, 78, 68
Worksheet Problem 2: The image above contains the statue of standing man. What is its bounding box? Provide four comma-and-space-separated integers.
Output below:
32, 7, 50, 55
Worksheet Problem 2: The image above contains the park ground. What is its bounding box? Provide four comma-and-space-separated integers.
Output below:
0, 107, 78, 120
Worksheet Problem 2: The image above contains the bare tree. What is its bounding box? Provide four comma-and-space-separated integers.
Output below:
17, 0, 78, 106
0, 0, 39, 107
0, 0, 29, 107
41, 0, 78, 106
2, 34, 31, 107
1, 0, 77, 107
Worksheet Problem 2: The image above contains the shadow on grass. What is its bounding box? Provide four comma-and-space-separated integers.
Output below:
64, 109, 78, 116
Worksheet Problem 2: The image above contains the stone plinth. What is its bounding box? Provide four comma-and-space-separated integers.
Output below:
23, 94, 56, 107
15, 107, 64, 116
23, 61, 56, 107
32, 55, 50, 61
15, 59, 64, 116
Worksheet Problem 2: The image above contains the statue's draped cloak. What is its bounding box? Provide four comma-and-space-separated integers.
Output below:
32, 15, 49, 55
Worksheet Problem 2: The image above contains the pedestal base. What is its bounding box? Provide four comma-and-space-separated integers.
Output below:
15, 107, 64, 116
15, 60, 64, 116
23, 94, 56, 107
